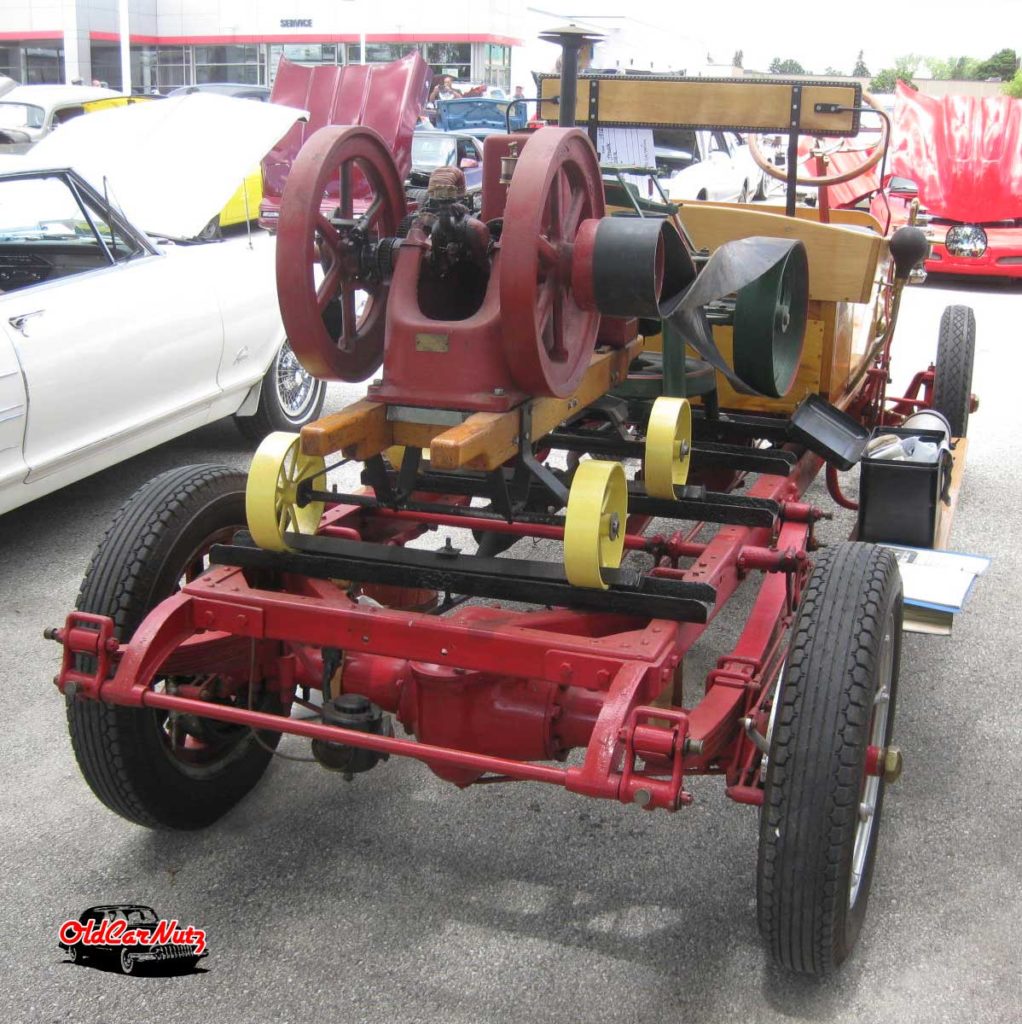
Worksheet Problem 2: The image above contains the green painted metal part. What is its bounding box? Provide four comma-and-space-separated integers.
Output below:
732, 243, 809, 398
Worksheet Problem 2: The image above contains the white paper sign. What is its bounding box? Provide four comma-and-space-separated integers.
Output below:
595, 126, 656, 196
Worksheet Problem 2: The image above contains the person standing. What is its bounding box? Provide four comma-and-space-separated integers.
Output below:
429, 75, 461, 103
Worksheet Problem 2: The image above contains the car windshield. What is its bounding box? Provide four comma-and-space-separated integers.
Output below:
0, 176, 100, 243
0, 175, 141, 259
0, 102, 45, 130
123, 907, 158, 925
412, 135, 458, 171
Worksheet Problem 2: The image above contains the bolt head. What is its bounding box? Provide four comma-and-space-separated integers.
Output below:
883, 746, 903, 784
608, 513, 621, 540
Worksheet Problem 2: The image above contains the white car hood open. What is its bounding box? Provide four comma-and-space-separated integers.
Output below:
27, 94, 307, 239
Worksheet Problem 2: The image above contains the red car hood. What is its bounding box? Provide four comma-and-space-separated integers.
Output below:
262, 54, 430, 204
890, 81, 1022, 223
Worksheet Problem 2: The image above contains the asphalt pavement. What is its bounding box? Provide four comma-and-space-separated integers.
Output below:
1, 271, 1020, 1024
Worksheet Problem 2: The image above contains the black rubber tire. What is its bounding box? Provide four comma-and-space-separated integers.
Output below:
932, 305, 975, 438
757, 542, 902, 975
197, 214, 222, 241
66, 465, 280, 830
235, 341, 326, 441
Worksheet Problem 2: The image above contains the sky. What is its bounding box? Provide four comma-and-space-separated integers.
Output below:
544, 0, 1021, 75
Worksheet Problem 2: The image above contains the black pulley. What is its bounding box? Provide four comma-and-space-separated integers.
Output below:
573, 217, 695, 320
731, 242, 809, 398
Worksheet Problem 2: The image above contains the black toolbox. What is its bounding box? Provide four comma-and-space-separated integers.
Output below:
857, 427, 950, 548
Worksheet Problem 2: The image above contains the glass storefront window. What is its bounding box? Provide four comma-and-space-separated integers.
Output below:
483, 44, 511, 91
157, 46, 189, 67
0, 47, 19, 80
154, 46, 189, 92
345, 43, 419, 64
89, 43, 120, 89
25, 46, 64, 85
195, 44, 263, 85
280, 44, 338, 63
194, 45, 260, 66
422, 43, 470, 66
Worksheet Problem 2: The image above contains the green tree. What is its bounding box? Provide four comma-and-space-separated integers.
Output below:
1004, 68, 1022, 98
926, 56, 980, 80
894, 54, 922, 77
732, 49, 744, 69
869, 68, 897, 92
823, 65, 841, 76
853, 50, 869, 77
769, 58, 807, 75
975, 48, 1019, 81
870, 54, 921, 92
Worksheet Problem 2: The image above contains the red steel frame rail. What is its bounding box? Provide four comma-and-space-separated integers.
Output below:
55, 448, 823, 813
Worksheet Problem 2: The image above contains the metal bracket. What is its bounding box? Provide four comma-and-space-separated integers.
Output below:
396, 445, 422, 501
361, 454, 396, 506
587, 78, 600, 150
785, 84, 803, 218
518, 404, 570, 508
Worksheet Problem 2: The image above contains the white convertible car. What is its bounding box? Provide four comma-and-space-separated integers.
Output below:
656, 128, 768, 203
0, 94, 325, 516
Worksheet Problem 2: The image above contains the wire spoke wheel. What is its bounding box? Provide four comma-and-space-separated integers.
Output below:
274, 339, 319, 420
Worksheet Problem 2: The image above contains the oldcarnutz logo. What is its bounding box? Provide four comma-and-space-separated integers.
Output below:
58, 905, 209, 974
59, 918, 207, 954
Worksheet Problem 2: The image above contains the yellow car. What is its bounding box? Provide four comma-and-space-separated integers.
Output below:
218, 167, 263, 229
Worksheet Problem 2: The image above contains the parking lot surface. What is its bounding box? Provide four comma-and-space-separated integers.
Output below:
2, 274, 1019, 1023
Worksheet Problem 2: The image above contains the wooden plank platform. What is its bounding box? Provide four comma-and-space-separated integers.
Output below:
300, 338, 642, 470
934, 438, 968, 550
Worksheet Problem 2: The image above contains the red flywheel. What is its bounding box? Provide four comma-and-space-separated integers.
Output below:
276, 125, 406, 382
499, 128, 605, 398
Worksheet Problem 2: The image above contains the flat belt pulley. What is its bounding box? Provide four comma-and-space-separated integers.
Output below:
498, 128, 693, 399
732, 242, 809, 398
666, 237, 810, 400
572, 215, 695, 320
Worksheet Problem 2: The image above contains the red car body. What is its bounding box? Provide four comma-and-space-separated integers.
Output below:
871, 83, 1022, 278
259, 54, 430, 229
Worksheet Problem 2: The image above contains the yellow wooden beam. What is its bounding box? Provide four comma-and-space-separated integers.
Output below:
537, 76, 860, 135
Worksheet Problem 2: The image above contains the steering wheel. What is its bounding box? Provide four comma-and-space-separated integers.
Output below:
747, 92, 888, 188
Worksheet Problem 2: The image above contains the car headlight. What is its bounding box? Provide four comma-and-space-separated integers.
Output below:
944, 224, 987, 258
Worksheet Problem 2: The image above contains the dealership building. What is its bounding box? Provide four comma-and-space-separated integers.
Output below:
0, 0, 525, 93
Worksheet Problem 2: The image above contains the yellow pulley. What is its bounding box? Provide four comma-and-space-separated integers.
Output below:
246, 431, 326, 551
643, 396, 692, 499
563, 459, 628, 590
